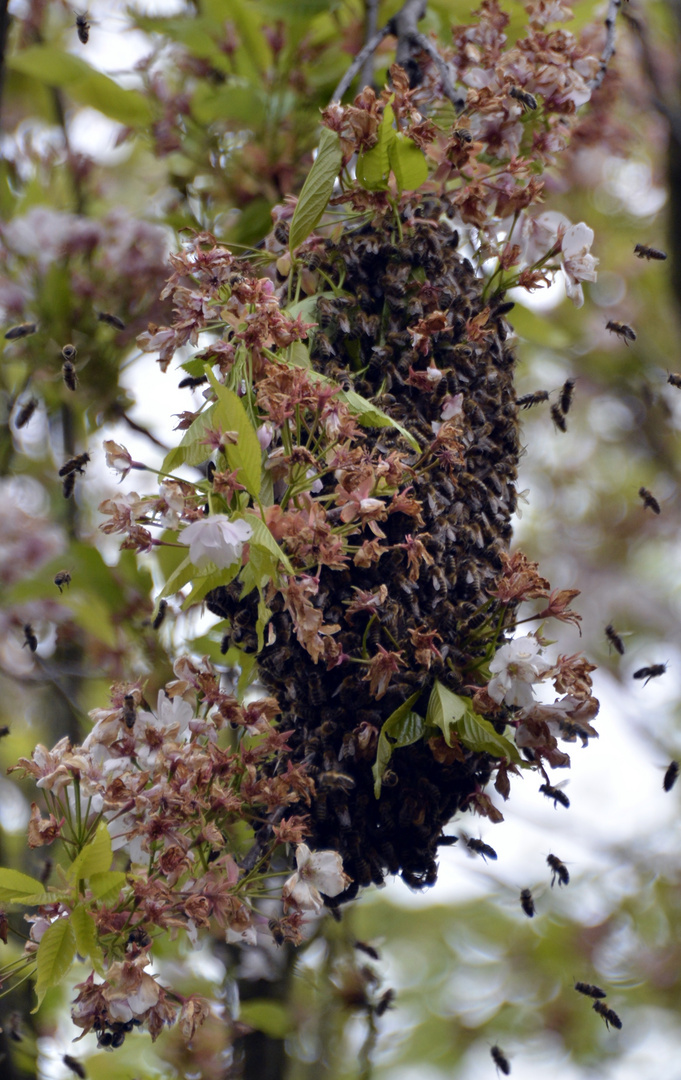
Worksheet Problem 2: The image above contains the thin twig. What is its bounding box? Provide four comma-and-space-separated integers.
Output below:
589, 0, 622, 91
331, 24, 391, 102
412, 31, 466, 110
111, 403, 170, 451
359, 0, 381, 92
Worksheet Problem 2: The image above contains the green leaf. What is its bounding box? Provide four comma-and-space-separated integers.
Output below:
69, 823, 112, 882
9, 47, 152, 127
389, 132, 429, 192
289, 128, 343, 251
373, 692, 424, 797
288, 341, 312, 368
159, 554, 194, 600
71, 905, 104, 975
34, 917, 76, 1010
340, 389, 420, 452
243, 512, 294, 572
240, 999, 292, 1038
0, 868, 48, 904
356, 102, 395, 191
205, 370, 262, 497
426, 681, 521, 762
161, 405, 216, 474
181, 563, 241, 610
88, 871, 127, 902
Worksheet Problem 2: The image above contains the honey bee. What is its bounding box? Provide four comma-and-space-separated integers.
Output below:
61, 343, 77, 361
592, 1000, 622, 1030
268, 917, 286, 946
633, 663, 667, 685
319, 770, 355, 792
663, 760, 679, 791
559, 377, 576, 415
59, 452, 90, 477
23, 624, 38, 652
547, 854, 569, 887
492, 300, 516, 317
550, 403, 567, 432
178, 375, 208, 389
606, 320, 636, 344
539, 782, 570, 808
575, 981, 606, 998
605, 623, 625, 655
274, 221, 290, 245
520, 888, 535, 917
15, 397, 38, 429
127, 926, 151, 948
515, 386, 548, 406
638, 486, 660, 514
97, 311, 126, 330
634, 243, 667, 260
667, 373, 681, 389
54, 570, 72, 593
354, 940, 381, 960
152, 599, 167, 629
75, 11, 90, 43
8, 1011, 24, 1041
491, 1044, 511, 1075
509, 85, 538, 110
374, 988, 395, 1017
62, 1054, 86, 1078
0, 725, 9, 737
121, 694, 136, 729
466, 837, 498, 861
308, 672, 326, 707
62, 359, 78, 391
4, 322, 37, 340
62, 472, 76, 498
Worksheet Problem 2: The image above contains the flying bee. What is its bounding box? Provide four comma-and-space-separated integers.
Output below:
663, 760, 679, 791
4, 321, 37, 340
575, 981, 607, 998
354, 940, 381, 960
23, 624, 38, 652
121, 694, 136, 729
97, 311, 126, 330
59, 452, 90, 477
54, 569, 72, 593
62, 359, 78, 391
61, 343, 77, 361
374, 988, 395, 1017
75, 11, 90, 43
668, 372, 681, 389
268, 917, 286, 946
634, 243, 667, 260
520, 888, 535, 917
491, 1044, 511, 1075
550, 403, 567, 432
592, 1000, 622, 1030
539, 782, 570, 808
638, 486, 660, 514
465, 837, 498, 862
547, 854, 569, 887
509, 85, 537, 110
559, 377, 576, 415
605, 623, 625, 655
606, 320, 636, 344
0, 725, 10, 737
152, 599, 168, 629
515, 389, 548, 408
15, 397, 38, 429
633, 663, 667, 685
62, 472, 76, 498
178, 374, 208, 389
62, 1055, 86, 1079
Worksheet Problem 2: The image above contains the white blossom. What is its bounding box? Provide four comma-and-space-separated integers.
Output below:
488, 634, 553, 708
560, 222, 598, 307
103, 439, 133, 479
182, 514, 252, 570
282, 844, 351, 913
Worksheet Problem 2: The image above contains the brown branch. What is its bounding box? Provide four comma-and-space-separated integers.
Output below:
359, 0, 381, 92
589, 0, 622, 91
0, 0, 10, 134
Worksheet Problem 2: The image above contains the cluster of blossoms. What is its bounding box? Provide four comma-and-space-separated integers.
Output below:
4, 656, 349, 1044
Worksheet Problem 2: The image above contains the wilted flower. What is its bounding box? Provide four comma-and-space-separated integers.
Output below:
182, 515, 253, 570
488, 634, 553, 708
103, 440, 145, 481
282, 844, 351, 913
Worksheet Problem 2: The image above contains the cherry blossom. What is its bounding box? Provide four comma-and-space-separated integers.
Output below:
182, 514, 253, 570
488, 634, 553, 708
282, 844, 351, 913
560, 223, 598, 307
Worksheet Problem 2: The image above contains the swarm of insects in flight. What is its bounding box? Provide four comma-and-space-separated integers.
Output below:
547, 854, 569, 887
663, 760, 679, 792
606, 320, 636, 344
491, 1044, 511, 1075
633, 663, 667, 685
605, 623, 625, 655
638, 486, 661, 514
634, 243, 667, 260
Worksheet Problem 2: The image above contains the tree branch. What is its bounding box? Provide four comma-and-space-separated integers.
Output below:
589, 0, 622, 91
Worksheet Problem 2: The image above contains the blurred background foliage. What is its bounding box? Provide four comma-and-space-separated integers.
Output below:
1, 0, 681, 1078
